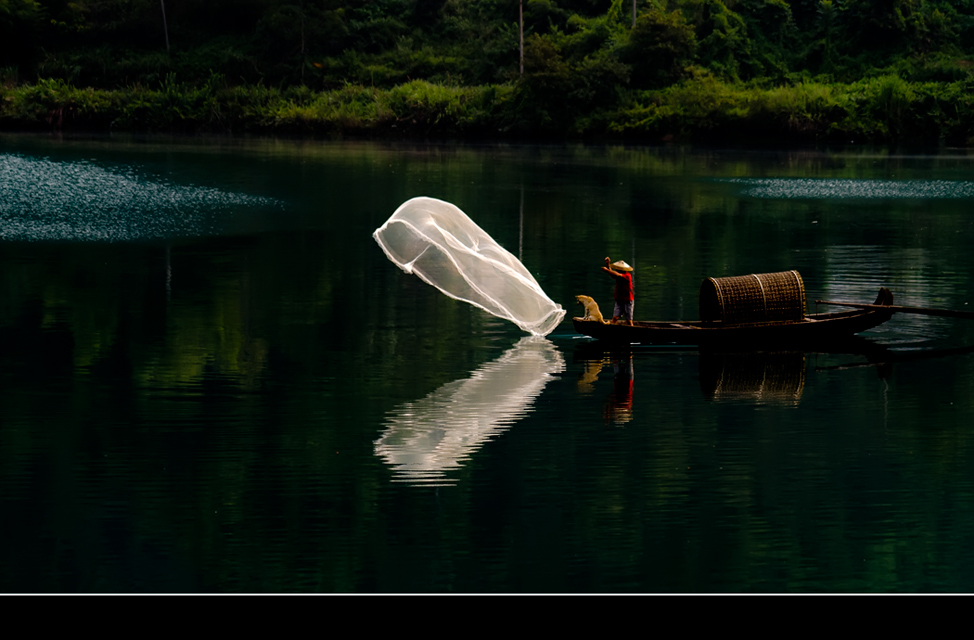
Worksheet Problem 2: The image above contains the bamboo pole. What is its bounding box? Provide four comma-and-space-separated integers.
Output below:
815, 300, 974, 320
160, 0, 170, 53
519, 0, 524, 76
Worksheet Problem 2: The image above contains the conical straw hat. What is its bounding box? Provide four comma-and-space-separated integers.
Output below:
610, 260, 633, 272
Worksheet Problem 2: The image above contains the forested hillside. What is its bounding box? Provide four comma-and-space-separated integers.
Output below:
3, 0, 974, 142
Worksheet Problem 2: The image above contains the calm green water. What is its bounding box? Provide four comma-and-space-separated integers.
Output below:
3, 134, 974, 592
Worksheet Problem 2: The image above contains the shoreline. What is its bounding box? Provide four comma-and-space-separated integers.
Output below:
2, 76, 972, 147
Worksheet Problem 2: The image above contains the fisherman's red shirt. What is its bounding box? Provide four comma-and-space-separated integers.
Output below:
613, 272, 633, 303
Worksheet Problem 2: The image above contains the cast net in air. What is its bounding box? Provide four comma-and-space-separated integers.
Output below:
373, 197, 565, 336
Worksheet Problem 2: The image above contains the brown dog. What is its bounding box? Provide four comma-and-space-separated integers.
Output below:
575, 295, 606, 323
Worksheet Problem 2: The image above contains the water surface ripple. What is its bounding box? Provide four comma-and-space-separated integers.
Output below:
725, 178, 974, 199
0, 153, 283, 241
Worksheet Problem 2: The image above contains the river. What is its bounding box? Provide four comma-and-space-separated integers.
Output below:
2, 134, 974, 592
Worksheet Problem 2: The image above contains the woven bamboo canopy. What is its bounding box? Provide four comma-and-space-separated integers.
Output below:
699, 270, 806, 325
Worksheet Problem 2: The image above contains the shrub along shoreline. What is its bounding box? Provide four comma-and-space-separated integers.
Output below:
3, 74, 973, 146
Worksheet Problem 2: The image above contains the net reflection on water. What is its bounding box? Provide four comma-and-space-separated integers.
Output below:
374, 336, 566, 486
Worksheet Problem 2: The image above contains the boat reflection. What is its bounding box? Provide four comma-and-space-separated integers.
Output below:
699, 351, 806, 405
814, 341, 974, 374
375, 336, 566, 486
576, 343, 810, 408
574, 338, 974, 409
577, 345, 808, 410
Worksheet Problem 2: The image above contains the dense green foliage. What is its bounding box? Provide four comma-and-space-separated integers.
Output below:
3, 0, 974, 142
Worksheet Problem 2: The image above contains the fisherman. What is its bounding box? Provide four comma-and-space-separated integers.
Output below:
602, 256, 634, 325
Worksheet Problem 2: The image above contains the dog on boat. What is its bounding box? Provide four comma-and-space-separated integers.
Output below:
576, 295, 606, 323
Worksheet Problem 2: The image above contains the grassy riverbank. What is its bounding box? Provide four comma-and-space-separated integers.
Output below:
4, 73, 974, 145
0, 77, 515, 137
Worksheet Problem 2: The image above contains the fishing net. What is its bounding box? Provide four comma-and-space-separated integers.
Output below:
373, 197, 565, 336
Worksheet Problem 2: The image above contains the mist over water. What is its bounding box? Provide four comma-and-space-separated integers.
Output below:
0, 153, 283, 241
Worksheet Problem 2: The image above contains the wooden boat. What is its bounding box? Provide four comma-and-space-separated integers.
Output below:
573, 271, 895, 346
